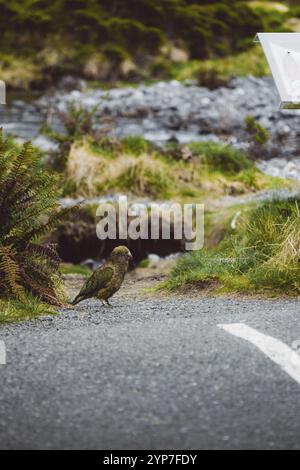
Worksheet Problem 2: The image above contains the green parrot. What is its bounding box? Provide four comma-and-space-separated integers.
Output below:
71, 246, 133, 306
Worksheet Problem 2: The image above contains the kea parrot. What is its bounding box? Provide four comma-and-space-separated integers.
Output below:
71, 246, 133, 306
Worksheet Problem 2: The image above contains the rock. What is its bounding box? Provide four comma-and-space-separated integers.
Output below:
148, 254, 160, 263
57, 76, 86, 92
80, 259, 95, 270
80, 259, 103, 271
257, 158, 300, 181
275, 123, 291, 138
285, 162, 297, 172
201, 97, 211, 106
31, 136, 58, 152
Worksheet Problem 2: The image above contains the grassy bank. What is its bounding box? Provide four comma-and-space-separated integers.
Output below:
163, 196, 300, 296
59, 136, 284, 200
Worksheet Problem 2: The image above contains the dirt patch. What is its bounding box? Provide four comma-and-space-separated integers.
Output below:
63, 257, 175, 303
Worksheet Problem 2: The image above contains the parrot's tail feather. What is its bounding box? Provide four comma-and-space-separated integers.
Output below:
71, 295, 84, 305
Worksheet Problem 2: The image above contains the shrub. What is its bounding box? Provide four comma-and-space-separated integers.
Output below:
245, 115, 270, 159
245, 115, 270, 146
42, 102, 111, 171
0, 131, 76, 305
237, 169, 259, 190
138, 258, 151, 268
189, 141, 254, 175
102, 43, 129, 63
43, 103, 99, 146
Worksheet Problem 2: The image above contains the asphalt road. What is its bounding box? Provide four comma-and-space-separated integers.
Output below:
0, 295, 300, 450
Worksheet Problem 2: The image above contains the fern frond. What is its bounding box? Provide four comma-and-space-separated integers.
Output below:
0, 244, 25, 300
26, 205, 79, 243
27, 243, 61, 268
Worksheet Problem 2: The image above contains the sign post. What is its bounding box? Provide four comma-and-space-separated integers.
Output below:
255, 33, 300, 109
0, 80, 5, 104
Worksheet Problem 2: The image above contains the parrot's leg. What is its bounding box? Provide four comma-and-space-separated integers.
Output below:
105, 299, 113, 307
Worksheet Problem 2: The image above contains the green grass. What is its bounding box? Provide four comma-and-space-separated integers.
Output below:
167, 46, 271, 86
60, 263, 91, 276
188, 142, 255, 175
120, 136, 152, 156
110, 159, 172, 198
249, 1, 289, 13
138, 259, 151, 268
0, 295, 54, 324
163, 196, 300, 296
76, 136, 152, 159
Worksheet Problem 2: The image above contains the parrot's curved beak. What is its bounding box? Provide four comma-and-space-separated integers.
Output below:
128, 252, 134, 268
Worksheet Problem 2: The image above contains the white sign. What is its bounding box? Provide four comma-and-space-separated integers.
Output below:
255, 33, 300, 108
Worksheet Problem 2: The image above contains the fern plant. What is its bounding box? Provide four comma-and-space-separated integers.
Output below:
0, 131, 77, 305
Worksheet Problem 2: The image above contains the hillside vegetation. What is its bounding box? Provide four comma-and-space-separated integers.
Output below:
0, 1, 295, 88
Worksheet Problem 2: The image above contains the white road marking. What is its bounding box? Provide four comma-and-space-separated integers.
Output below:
218, 323, 300, 385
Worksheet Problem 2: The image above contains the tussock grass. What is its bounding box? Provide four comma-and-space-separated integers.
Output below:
64, 137, 281, 199
163, 196, 300, 296
66, 139, 172, 198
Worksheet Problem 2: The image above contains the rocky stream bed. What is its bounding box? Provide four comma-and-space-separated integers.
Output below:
1, 76, 300, 180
